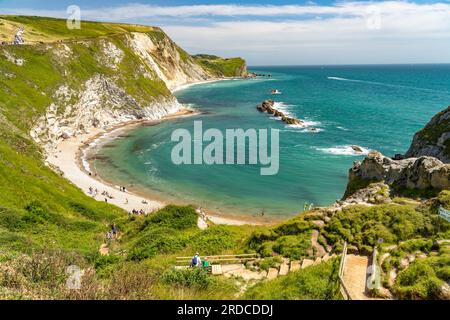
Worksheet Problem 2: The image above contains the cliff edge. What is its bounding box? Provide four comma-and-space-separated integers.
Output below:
405, 106, 450, 163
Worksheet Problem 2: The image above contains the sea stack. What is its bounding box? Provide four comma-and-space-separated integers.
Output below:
256, 100, 303, 125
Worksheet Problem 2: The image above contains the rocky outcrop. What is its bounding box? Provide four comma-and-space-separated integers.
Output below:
344, 106, 450, 199
256, 100, 303, 125
21, 29, 247, 152
345, 151, 450, 197
128, 32, 215, 90
30, 75, 181, 152
405, 106, 450, 163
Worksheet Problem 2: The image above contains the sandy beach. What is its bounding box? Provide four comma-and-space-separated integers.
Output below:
46, 94, 268, 226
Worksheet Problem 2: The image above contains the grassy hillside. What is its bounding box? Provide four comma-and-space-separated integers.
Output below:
244, 259, 341, 300
0, 15, 156, 43
193, 54, 247, 77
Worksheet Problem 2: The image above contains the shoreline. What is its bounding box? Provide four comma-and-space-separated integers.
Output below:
47, 79, 276, 226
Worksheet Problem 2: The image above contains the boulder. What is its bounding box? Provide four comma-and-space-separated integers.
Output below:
405, 106, 450, 163
282, 116, 302, 125
345, 151, 450, 197
351, 145, 364, 153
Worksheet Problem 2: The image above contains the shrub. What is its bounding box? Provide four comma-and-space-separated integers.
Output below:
129, 227, 188, 261
272, 235, 311, 260
23, 201, 52, 225
244, 259, 341, 300
259, 256, 282, 271
162, 268, 213, 289
143, 205, 197, 230
187, 226, 235, 254
106, 262, 156, 300
0, 207, 23, 231
394, 261, 443, 299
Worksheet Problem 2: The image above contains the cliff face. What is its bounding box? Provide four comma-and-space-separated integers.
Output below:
405, 106, 450, 163
344, 107, 450, 198
0, 17, 247, 152
345, 151, 449, 197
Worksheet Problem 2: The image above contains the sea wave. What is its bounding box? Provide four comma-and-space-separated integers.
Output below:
327, 76, 448, 93
316, 145, 370, 156
273, 101, 294, 117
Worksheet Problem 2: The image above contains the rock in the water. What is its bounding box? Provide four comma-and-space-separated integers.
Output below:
282, 116, 302, 125
351, 145, 364, 153
256, 99, 303, 125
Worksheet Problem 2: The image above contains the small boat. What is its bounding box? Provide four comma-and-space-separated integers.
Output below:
271, 89, 282, 94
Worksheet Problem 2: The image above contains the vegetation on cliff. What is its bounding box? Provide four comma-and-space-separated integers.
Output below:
405, 106, 450, 162
193, 54, 247, 77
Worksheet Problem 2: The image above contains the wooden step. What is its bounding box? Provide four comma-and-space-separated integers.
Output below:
301, 259, 314, 269
313, 257, 322, 265
266, 268, 279, 280
290, 260, 301, 272
279, 262, 289, 276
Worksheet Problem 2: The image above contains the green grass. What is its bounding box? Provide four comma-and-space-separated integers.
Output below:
414, 106, 450, 157
324, 203, 449, 250
243, 259, 341, 300
0, 15, 156, 43
0, 134, 124, 254
193, 55, 247, 77
120, 205, 260, 261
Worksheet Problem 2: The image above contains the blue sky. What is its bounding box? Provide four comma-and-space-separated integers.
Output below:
1, 1, 450, 65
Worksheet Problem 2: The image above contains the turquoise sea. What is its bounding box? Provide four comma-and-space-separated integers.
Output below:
92, 65, 450, 220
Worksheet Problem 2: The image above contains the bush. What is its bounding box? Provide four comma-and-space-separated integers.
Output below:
0, 207, 23, 231
23, 201, 52, 225
244, 259, 341, 300
162, 268, 213, 289
106, 262, 156, 299
86, 252, 122, 278
129, 227, 188, 261
394, 261, 443, 299
272, 235, 311, 260
259, 256, 282, 271
187, 226, 236, 254
143, 205, 197, 230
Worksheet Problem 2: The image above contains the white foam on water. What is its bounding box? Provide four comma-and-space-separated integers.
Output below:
316, 145, 370, 156
327, 76, 350, 81
273, 101, 293, 117
327, 76, 448, 93
286, 119, 322, 132
336, 126, 349, 131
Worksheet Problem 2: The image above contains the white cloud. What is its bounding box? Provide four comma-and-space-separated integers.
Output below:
2, 1, 450, 64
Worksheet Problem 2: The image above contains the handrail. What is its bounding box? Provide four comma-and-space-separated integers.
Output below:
176, 253, 257, 260
338, 241, 347, 277
338, 241, 352, 300
177, 257, 256, 263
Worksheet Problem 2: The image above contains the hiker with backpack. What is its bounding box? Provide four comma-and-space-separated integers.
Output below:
191, 252, 201, 268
